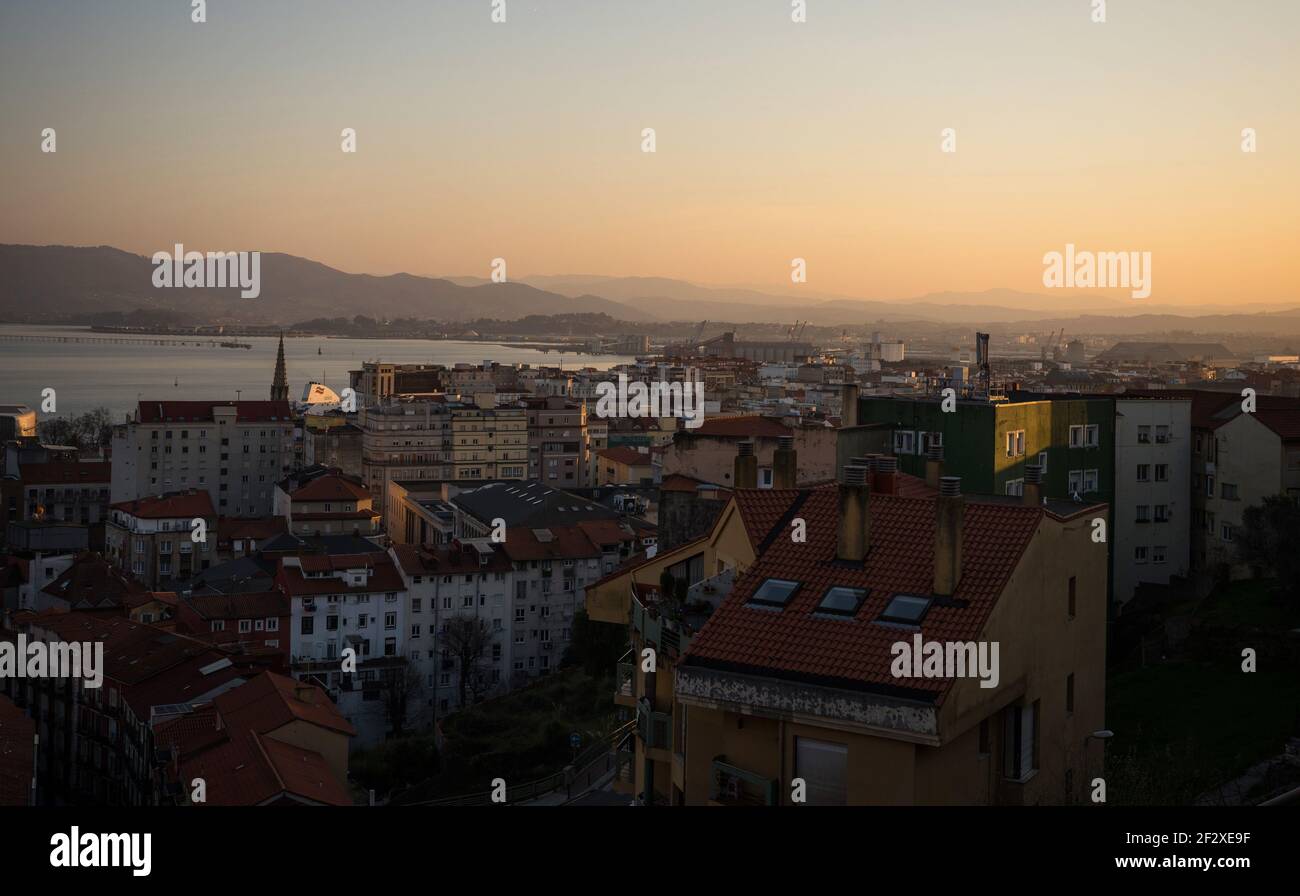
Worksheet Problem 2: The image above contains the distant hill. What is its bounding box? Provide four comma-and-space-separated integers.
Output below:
0, 245, 657, 324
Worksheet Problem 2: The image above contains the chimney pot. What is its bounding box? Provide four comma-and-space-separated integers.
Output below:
842, 464, 868, 487
939, 476, 962, 498
1024, 464, 1043, 484
737, 440, 755, 458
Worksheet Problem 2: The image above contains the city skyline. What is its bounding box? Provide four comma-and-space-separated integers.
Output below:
2, 0, 1297, 304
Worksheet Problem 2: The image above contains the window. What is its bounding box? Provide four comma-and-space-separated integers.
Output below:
1206, 475, 1215, 498
1082, 469, 1098, 493
747, 578, 800, 609
1134, 546, 1148, 564
1136, 425, 1151, 444
1154, 464, 1169, 482
1155, 425, 1170, 444
1152, 545, 1167, 564
238, 619, 252, 634
1067, 576, 1076, 619
878, 593, 932, 625
893, 431, 916, 455
1004, 478, 1024, 497
1136, 464, 1150, 482
384, 612, 397, 630
1085, 424, 1099, 447
1069, 425, 1083, 448
1002, 702, 1038, 781
266, 618, 279, 632
816, 586, 867, 618
1005, 430, 1025, 457
1153, 505, 1169, 523
301, 616, 314, 635
1221, 483, 1238, 500
1037, 450, 1048, 474
1135, 505, 1150, 523
1067, 470, 1083, 494
1221, 523, 1234, 542
794, 738, 848, 806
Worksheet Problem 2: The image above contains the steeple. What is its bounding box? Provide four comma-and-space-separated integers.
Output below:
271, 332, 289, 402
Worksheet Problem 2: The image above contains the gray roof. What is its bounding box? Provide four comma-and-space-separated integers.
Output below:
453, 480, 620, 529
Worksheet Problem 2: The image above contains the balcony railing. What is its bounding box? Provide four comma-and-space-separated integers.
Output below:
709, 758, 779, 806
615, 654, 635, 701
636, 703, 672, 752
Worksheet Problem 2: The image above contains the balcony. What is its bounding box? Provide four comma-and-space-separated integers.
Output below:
709, 758, 779, 806
614, 653, 636, 707
636, 703, 672, 762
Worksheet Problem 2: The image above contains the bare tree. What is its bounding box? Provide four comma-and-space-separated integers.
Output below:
442, 616, 492, 710
380, 661, 424, 739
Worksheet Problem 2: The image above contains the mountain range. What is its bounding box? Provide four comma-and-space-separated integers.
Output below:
2, 244, 1297, 335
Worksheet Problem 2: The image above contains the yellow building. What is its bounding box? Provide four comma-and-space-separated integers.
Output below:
592, 457, 1109, 806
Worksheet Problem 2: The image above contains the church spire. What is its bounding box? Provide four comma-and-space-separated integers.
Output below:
271, 331, 289, 401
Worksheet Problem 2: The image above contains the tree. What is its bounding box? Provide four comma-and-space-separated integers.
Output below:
561, 608, 628, 678
1236, 495, 1300, 600
380, 661, 424, 739
442, 616, 493, 710
36, 406, 115, 452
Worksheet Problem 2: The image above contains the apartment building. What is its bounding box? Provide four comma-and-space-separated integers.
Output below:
276, 551, 411, 748
1113, 396, 1193, 604
282, 471, 380, 537
110, 400, 295, 517
660, 415, 839, 487
858, 393, 1116, 505
1, 521, 86, 612
662, 470, 1108, 806
595, 446, 655, 486
1197, 401, 1300, 577
174, 590, 292, 664
105, 490, 218, 589
359, 399, 527, 515
524, 396, 589, 487
0, 612, 249, 805
18, 460, 112, 528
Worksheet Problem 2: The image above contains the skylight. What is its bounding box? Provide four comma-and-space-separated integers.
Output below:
879, 594, 933, 625
747, 578, 800, 609
817, 586, 867, 618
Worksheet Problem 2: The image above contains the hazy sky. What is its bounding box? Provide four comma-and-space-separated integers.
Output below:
1, 0, 1297, 304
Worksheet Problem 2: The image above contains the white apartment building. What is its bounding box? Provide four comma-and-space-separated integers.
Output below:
1113, 397, 1192, 604
110, 400, 295, 517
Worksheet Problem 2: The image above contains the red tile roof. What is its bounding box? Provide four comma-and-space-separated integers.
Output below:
596, 446, 652, 467
217, 516, 289, 543
40, 553, 147, 608
184, 591, 289, 621
683, 485, 1046, 702
111, 489, 216, 520
684, 415, 791, 439
136, 400, 293, 423
19, 461, 111, 486
276, 556, 406, 596
499, 525, 601, 562
213, 671, 356, 737
290, 474, 371, 503
390, 543, 514, 576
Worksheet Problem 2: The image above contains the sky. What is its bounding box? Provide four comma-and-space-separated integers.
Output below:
1, 0, 1297, 305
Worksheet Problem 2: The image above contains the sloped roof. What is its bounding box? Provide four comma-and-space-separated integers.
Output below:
111, 489, 215, 520
683, 485, 1048, 702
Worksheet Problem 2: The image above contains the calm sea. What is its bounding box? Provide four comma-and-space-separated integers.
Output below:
0, 325, 636, 421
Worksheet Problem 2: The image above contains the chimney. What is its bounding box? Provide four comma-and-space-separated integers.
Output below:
925, 444, 944, 491
1023, 463, 1043, 507
733, 440, 758, 489
836, 464, 872, 562
772, 435, 797, 489
874, 455, 899, 496
933, 476, 965, 597
841, 383, 859, 428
